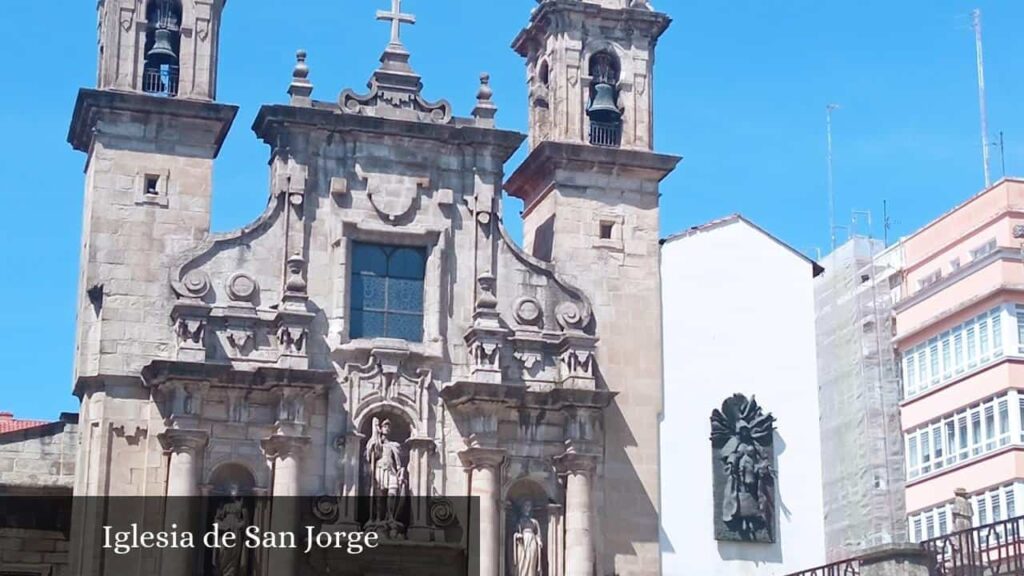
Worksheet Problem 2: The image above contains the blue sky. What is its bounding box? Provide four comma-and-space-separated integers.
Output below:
2, 1, 1023, 419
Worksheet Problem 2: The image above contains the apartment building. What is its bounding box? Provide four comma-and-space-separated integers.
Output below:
895, 178, 1024, 541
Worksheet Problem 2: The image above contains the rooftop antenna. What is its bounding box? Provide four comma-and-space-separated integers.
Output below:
972, 9, 992, 188
883, 200, 891, 247
827, 104, 840, 251
993, 131, 1006, 179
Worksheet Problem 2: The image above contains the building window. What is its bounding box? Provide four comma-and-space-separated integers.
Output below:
902, 306, 1011, 399
918, 270, 942, 290
905, 392, 1021, 480
908, 483, 1022, 542
970, 238, 998, 261
349, 242, 426, 342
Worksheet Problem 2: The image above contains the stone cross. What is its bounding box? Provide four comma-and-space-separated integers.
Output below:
377, 0, 416, 46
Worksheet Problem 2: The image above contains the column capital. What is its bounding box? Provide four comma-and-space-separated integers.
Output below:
458, 446, 506, 471
261, 434, 311, 460
554, 451, 598, 475
158, 428, 209, 455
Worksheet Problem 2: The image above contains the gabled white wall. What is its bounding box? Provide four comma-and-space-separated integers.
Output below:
660, 219, 825, 576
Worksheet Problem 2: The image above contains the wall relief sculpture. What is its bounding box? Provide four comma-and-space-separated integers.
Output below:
710, 394, 776, 543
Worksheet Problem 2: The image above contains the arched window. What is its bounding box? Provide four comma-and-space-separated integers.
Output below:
142, 0, 182, 96
538, 60, 550, 87
587, 51, 622, 148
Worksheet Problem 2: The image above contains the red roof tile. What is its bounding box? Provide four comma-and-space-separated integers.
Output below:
0, 411, 50, 434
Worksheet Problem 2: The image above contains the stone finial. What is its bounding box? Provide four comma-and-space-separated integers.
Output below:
288, 50, 314, 107
285, 253, 308, 296
472, 73, 498, 128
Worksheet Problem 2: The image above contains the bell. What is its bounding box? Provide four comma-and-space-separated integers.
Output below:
587, 82, 621, 124
146, 28, 178, 65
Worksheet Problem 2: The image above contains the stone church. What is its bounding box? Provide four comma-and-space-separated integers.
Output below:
55, 0, 677, 575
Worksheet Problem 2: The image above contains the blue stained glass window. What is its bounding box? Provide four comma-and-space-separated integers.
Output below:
350, 242, 426, 341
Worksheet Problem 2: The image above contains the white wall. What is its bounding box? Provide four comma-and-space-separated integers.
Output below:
660, 219, 825, 576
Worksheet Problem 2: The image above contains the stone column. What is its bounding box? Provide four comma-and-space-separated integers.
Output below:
556, 452, 597, 576
262, 434, 311, 575
459, 447, 506, 576
158, 429, 208, 576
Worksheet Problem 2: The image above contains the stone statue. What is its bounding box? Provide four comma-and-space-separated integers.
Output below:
952, 487, 974, 532
512, 501, 543, 576
710, 394, 777, 543
212, 485, 250, 576
364, 417, 408, 537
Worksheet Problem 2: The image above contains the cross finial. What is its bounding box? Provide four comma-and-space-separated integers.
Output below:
376, 0, 416, 46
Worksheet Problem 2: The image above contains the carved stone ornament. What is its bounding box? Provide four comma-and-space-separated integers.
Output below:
278, 325, 307, 354
513, 297, 544, 327
340, 78, 453, 125
555, 301, 589, 331
1013, 224, 1024, 240
227, 273, 258, 303
357, 165, 430, 224
176, 318, 206, 345
710, 394, 777, 543
174, 270, 211, 299
429, 497, 456, 527
285, 254, 308, 295
514, 349, 544, 372
226, 328, 254, 353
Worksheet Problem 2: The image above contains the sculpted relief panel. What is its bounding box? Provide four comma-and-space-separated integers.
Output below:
710, 394, 777, 544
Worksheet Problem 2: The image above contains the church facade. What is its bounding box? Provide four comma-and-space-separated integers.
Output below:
63, 1, 678, 575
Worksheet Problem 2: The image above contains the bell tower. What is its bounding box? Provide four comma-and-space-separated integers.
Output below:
97, 0, 225, 100
68, 1, 236, 410
513, 0, 667, 151
506, 2, 678, 575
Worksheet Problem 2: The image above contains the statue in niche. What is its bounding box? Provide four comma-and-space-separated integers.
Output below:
710, 394, 776, 543
211, 484, 251, 576
512, 501, 543, 576
364, 417, 409, 538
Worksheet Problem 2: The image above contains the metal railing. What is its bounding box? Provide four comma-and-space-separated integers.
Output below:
589, 120, 622, 148
785, 558, 860, 576
786, 515, 1024, 576
923, 515, 1024, 575
142, 65, 179, 97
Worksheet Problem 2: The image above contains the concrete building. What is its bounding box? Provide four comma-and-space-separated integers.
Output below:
814, 238, 907, 560
895, 178, 1024, 542
56, 0, 679, 575
661, 215, 826, 575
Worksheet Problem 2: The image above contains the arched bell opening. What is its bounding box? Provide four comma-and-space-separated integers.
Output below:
587, 51, 623, 148
143, 0, 182, 96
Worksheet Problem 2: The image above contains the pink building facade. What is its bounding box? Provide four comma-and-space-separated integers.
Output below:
895, 178, 1024, 541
